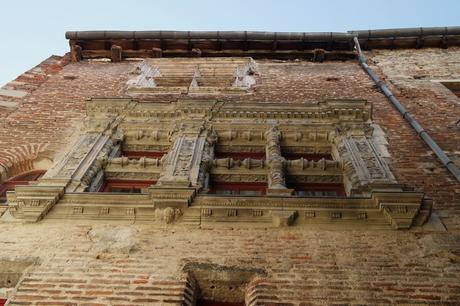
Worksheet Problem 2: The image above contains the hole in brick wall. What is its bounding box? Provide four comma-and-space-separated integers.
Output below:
183, 262, 267, 304
0, 259, 35, 288
0, 259, 36, 302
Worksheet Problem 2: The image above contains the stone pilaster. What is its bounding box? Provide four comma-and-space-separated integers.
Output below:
40, 133, 118, 192
265, 125, 293, 196
157, 122, 217, 188
333, 125, 396, 195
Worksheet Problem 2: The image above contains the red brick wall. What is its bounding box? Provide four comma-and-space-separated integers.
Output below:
0, 50, 459, 305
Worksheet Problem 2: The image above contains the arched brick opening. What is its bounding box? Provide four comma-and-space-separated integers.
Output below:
0, 144, 50, 182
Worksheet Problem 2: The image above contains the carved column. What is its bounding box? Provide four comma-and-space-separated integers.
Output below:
41, 132, 120, 192
157, 122, 216, 188
265, 125, 293, 196
332, 126, 396, 195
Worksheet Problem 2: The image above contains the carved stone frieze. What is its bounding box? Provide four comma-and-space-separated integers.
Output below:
333, 132, 396, 195
7, 96, 431, 229
158, 122, 216, 188
210, 174, 267, 183
154, 207, 183, 224
126, 58, 257, 96
213, 158, 265, 169
286, 158, 340, 171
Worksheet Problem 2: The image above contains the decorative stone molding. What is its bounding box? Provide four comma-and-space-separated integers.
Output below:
265, 125, 292, 196
154, 207, 183, 224
213, 158, 265, 170
333, 127, 396, 195
7, 185, 64, 222
43, 133, 117, 192
4, 97, 431, 229
157, 123, 216, 188
126, 58, 257, 96
270, 210, 298, 227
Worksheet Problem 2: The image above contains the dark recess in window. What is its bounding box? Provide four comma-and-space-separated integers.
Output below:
209, 182, 266, 196
122, 151, 166, 159
0, 170, 46, 204
101, 180, 156, 193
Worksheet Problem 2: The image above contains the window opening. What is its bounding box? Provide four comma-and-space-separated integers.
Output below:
209, 182, 266, 196
122, 151, 166, 159
283, 152, 332, 161
289, 183, 346, 197
101, 180, 156, 193
0, 170, 46, 204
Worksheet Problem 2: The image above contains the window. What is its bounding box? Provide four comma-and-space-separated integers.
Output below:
290, 183, 346, 197
0, 170, 46, 204
101, 180, 156, 193
122, 151, 166, 159
127, 58, 257, 95
209, 182, 266, 196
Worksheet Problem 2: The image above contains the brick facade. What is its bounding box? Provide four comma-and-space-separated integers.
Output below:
0, 35, 459, 304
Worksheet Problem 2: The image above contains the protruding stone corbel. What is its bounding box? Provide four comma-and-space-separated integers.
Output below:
111, 45, 122, 62
191, 48, 202, 57
374, 192, 432, 229
152, 47, 163, 58
313, 48, 325, 62
265, 125, 293, 196
270, 210, 298, 227
71, 44, 82, 62
8, 186, 64, 222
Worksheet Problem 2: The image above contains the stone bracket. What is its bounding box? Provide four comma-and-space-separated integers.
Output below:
8, 185, 65, 223
149, 187, 196, 209
374, 192, 431, 229
270, 210, 298, 227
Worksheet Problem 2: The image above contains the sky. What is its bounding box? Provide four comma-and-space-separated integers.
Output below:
0, 0, 459, 86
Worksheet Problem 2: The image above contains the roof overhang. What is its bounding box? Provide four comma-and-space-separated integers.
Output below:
65, 27, 460, 61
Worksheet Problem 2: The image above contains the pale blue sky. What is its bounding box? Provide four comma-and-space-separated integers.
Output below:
1, 0, 459, 86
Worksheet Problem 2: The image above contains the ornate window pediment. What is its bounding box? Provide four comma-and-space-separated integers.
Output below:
127, 58, 257, 96
5, 97, 431, 229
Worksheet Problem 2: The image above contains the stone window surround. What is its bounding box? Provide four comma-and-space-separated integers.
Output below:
4, 98, 432, 229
